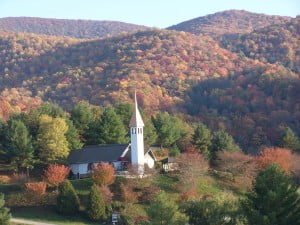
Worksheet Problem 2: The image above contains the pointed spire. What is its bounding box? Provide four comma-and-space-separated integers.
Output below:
129, 91, 144, 127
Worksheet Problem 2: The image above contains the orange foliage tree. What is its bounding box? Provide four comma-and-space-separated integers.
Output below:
91, 163, 115, 187
257, 147, 292, 173
43, 164, 70, 187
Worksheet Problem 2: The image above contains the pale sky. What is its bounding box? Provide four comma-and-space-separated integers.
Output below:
0, 0, 299, 28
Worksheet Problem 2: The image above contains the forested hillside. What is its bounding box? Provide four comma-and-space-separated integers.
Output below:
0, 12, 299, 151
0, 17, 148, 39
168, 10, 291, 38
221, 17, 300, 73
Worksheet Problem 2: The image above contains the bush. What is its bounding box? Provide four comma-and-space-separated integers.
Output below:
99, 185, 113, 205
57, 180, 80, 215
291, 153, 300, 184
25, 182, 46, 202
0, 176, 10, 184
87, 184, 106, 221
0, 194, 11, 225
43, 164, 70, 187
10, 172, 27, 184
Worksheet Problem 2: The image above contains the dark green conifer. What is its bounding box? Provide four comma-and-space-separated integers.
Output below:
57, 180, 80, 215
87, 184, 106, 221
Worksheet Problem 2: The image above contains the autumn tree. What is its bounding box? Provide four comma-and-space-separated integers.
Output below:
279, 127, 300, 152
91, 163, 115, 187
4, 119, 34, 172
176, 152, 209, 193
143, 191, 188, 225
257, 147, 292, 173
192, 123, 212, 158
37, 115, 70, 162
241, 164, 300, 225
43, 164, 70, 187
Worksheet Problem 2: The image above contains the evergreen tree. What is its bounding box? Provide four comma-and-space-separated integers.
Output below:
5, 119, 34, 171
144, 118, 157, 146
97, 107, 128, 144
152, 112, 186, 147
241, 164, 300, 225
0, 194, 11, 225
279, 127, 300, 152
211, 130, 240, 159
193, 123, 212, 158
87, 184, 106, 221
115, 102, 133, 128
71, 102, 94, 134
37, 115, 70, 162
57, 180, 80, 215
184, 198, 239, 225
143, 191, 188, 225
65, 119, 83, 150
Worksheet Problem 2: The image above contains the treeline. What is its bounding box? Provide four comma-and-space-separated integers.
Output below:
1, 100, 299, 173
0, 17, 148, 39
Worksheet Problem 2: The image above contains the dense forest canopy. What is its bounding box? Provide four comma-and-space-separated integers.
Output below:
0, 10, 299, 152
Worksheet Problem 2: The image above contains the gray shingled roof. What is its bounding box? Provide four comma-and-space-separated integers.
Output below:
68, 144, 129, 164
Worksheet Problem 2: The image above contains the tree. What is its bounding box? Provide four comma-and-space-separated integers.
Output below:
97, 107, 128, 144
5, 119, 34, 172
211, 130, 240, 160
257, 147, 292, 173
65, 119, 83, 150
241, 164, 300, 225
0, 194, 11, 225
152, 112, 186, 147
87, 184, 106, 221
192, 123, 212, 157
57, 180, 80, 215
176, 152, 209, 193
37, 115, 70, 162
144, 118, 157, 146
184, 197, 239, 225
115, 102, 133, 128
91, 163, 115, 187
279, 127, 300, 152
143, 191, 188, 225
43, 164, 70, 187
71, 102, 94, 135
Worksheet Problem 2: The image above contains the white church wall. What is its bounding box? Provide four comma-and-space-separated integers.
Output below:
144, 153, 155, 168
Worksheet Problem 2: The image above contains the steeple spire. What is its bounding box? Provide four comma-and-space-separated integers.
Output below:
129, 91, 144, 127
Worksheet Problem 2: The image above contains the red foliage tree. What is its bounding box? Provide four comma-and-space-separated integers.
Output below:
43, 164, 70, 187
91, 163, 115, 187
257, 147, 292, 173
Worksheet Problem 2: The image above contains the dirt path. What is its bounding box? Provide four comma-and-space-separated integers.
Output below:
11, 218, 57, 225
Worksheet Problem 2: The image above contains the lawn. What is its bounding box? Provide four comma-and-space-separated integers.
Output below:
11, 206, 101, 225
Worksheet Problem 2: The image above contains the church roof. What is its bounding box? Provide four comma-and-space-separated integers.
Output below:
129, 92, 144, 127
68, 144, 130, 164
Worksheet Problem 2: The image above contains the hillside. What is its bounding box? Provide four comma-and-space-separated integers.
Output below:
0, 29, 299, 150
221, 17, 300, 73
168, 10, 291, 38
0, 17, 148, 39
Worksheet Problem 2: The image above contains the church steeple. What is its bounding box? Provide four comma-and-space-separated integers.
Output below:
129, 91, 144, 174
129, 91, 144, 127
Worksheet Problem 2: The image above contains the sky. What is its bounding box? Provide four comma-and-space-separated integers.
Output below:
0, 0, 299, 28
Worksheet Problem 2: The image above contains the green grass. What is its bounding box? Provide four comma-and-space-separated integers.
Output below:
197, 176, 223, 195
12, 206, 101, 225
70, 178, 93, 195
154, 173, 178, 193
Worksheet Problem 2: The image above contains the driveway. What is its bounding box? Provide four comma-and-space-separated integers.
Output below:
11, 218, 57, 225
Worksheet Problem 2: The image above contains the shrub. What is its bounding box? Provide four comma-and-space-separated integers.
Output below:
0, 194, 11, 225
257, 147, 292, 173
10, 172, 27, 184
291, 153, 300, 184
57, 180, 80, 215
25, 182, 46, 200
43, 164, 70, 187
0, 176, 10, 184
139, 185, 160, 204
87, 184, 106, 221
91, 163, 115, 187
120, 183, 137, 203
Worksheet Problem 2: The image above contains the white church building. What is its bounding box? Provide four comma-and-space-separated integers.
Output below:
68, 93, 156, 176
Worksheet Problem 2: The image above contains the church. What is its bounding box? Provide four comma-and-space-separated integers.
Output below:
68, 93, 156, 176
